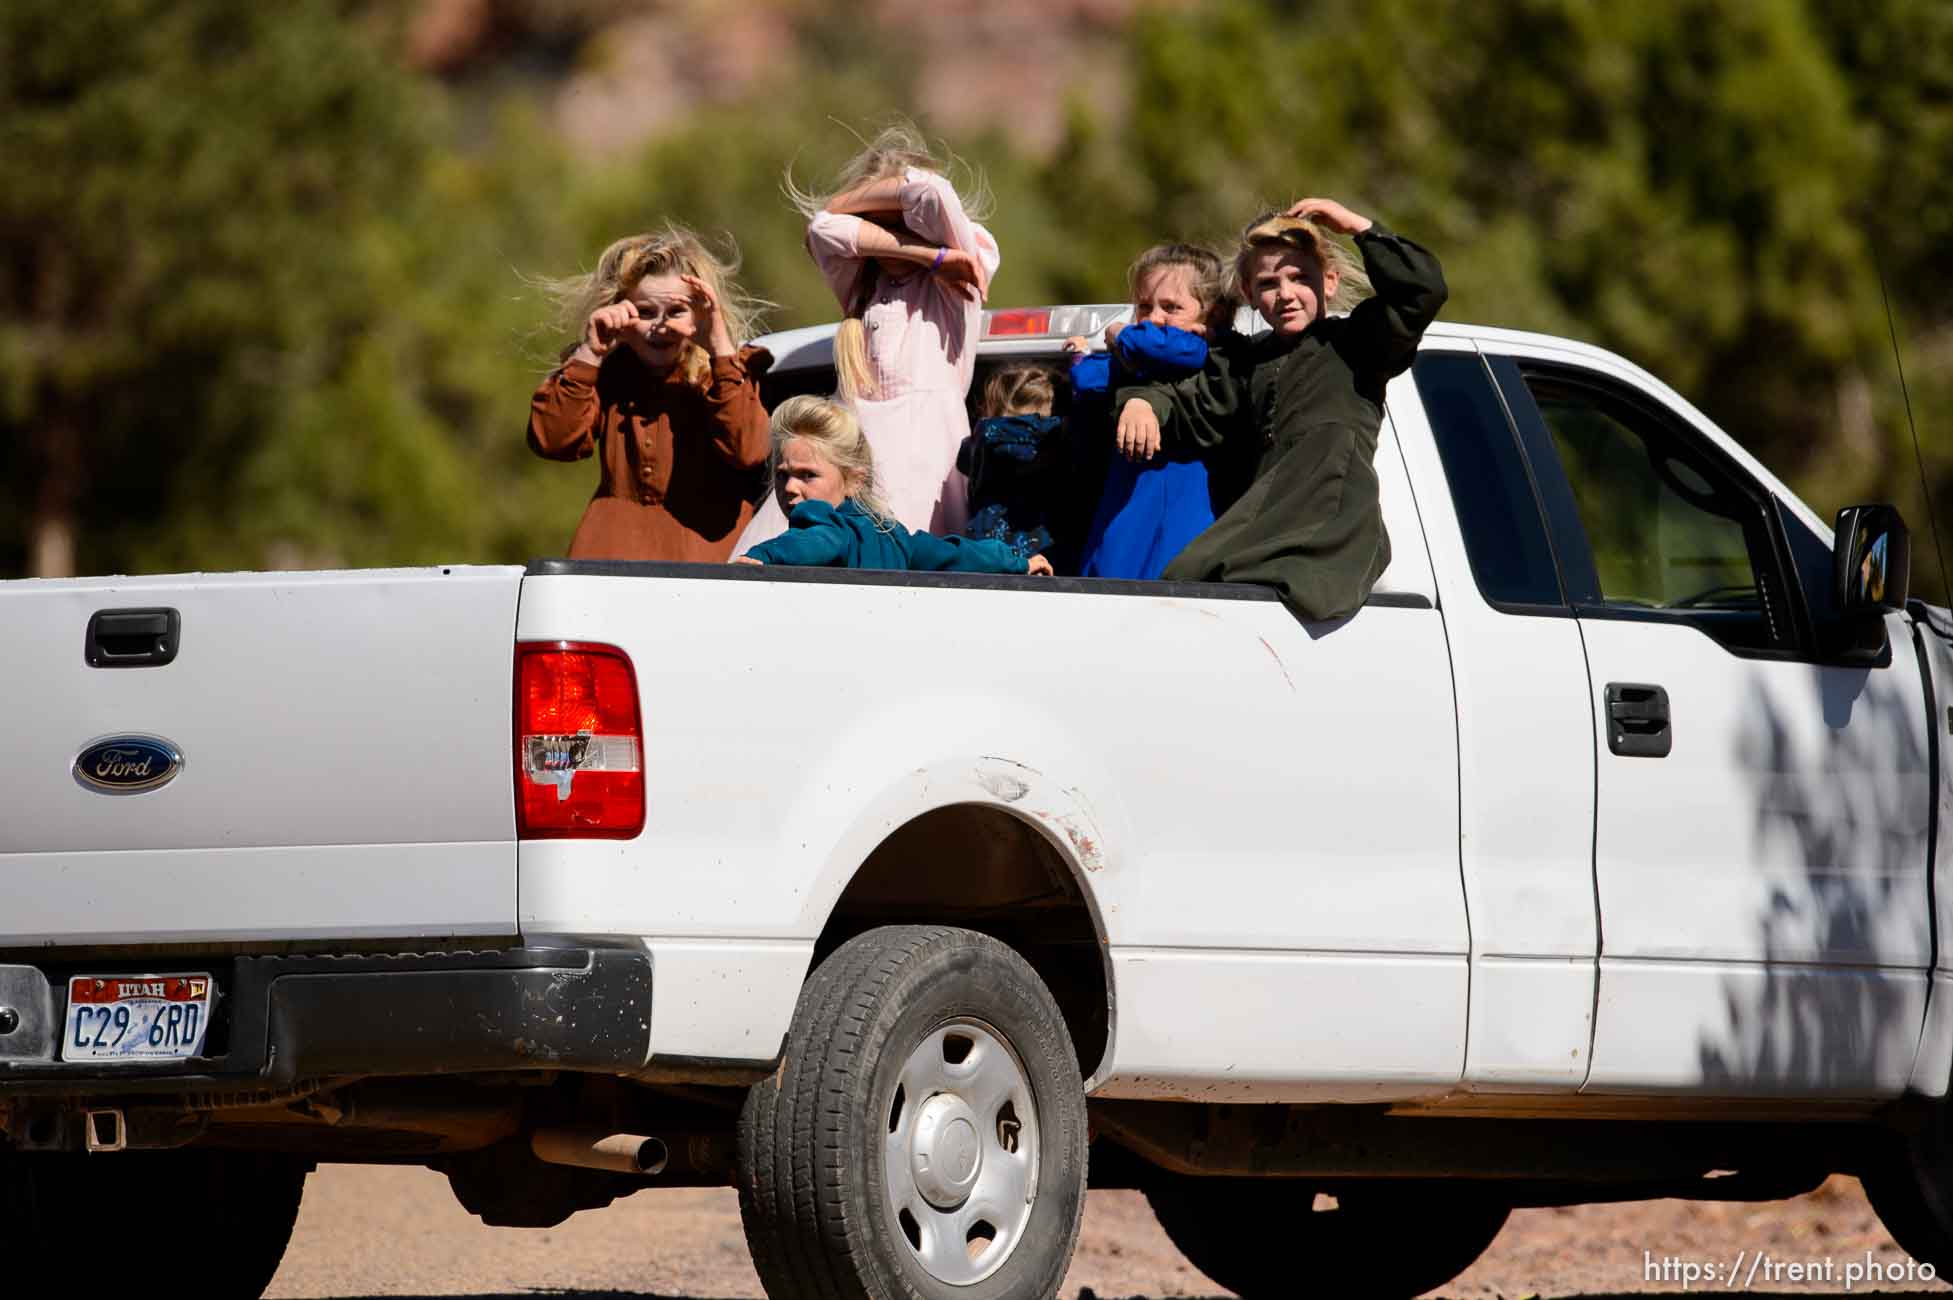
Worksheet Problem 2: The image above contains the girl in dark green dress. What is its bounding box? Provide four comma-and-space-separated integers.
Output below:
1116, 198, 1447, 620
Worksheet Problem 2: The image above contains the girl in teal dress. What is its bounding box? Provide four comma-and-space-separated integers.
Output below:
737, 397, 1055, 576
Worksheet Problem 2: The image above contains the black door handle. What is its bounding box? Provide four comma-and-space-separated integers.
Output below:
1605, 682, 1671, 757
85, 608, 181, 668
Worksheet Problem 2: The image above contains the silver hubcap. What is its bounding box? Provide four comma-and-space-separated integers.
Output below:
883, 1018, 1039, 1285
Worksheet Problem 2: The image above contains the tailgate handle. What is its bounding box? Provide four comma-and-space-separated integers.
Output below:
86, 608, 181, 668
1605, 682, 1671, 758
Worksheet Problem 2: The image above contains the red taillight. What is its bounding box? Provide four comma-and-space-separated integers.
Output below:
515, 642, 644, 839
984, 309, 1052, 337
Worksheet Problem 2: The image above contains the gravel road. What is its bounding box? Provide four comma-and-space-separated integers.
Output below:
265, 1165, 1940, 1298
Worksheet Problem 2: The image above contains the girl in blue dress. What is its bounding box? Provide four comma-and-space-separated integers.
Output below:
1065, 244, 1237, 579
736, 396, 1054, 575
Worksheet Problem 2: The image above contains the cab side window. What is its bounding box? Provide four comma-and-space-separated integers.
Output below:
1536, 385, 1760, 609
1498, 366, 1797, 655
1411, 352, 1566, 612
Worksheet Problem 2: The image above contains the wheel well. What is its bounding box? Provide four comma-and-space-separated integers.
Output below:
812, 804, 1111, 1082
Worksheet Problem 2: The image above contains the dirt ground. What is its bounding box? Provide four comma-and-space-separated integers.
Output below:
266, 1164, 1942, 1299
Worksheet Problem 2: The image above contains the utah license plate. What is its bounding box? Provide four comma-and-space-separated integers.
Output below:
63, 974, 214, 1063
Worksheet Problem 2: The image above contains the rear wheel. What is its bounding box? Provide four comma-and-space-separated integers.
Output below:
737, 925, 1089, 1299
1862, 1117, 1953, 1275
14, 1150, 308, 1298
1146, 1176, 1510, 1299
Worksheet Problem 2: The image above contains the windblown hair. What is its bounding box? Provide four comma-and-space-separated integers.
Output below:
1232, 213, 1371, 315
981, 363, 1057, 419
541, 225, 767, 383
783, 121, 994, 223
786, 121, 993, 403
1128, 242, 1237, 335
770, 395, 893, 526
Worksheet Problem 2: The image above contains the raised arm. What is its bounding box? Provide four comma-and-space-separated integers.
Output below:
803, 212, 874, 311
527, 360, 601, 462
897, 169, 1000, 295
698, 346, 773, 470
805, 174, 960, 293
823, 177, 908, 216
1284, 198, 1446, 381
1339, 225, 1447, 380
805, 168, 999, 307
805, 212, 990, 308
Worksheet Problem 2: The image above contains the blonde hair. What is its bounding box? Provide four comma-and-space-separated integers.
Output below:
1232, 213, 1371, 315
981, 364, 1057, 418
1128, 243, 1237, 336
786, 121, 993, 404
542, 225, 767, 383
770, 395, 893, 526
784, 121, 994, 223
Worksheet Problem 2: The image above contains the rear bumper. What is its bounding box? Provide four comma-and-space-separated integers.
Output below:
0, 947, 651, 1098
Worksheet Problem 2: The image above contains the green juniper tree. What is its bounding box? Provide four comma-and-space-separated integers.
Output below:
1044, 0, 1953, 594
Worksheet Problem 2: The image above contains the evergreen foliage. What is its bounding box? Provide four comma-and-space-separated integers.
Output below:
2, 0, 1949, 597
1047, 0, 1953, 592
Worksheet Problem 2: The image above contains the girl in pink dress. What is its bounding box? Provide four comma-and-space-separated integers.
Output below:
734, 126, 1001, 554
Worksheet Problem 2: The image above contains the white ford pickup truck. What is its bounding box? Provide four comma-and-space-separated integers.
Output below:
5, 305, 1952, 1300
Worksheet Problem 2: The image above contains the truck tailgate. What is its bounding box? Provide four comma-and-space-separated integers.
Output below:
0, 566, 523, 945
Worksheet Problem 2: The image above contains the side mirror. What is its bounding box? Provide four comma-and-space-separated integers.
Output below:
1834, 504, 1911, 616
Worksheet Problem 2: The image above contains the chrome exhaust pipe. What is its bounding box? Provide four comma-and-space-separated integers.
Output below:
529, 1129, 668, 1176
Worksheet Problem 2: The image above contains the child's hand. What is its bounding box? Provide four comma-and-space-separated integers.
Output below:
682, 274, 737, 357
1103, 319, 1127, 346
583, 301, 640, 358
1285, 197, 1373, 235
932, 247, 986, 300
1115, 397, 1161, 462
1062, 335, 1092, 356
731, 556, 763, 566
1026, 555, 1054, 576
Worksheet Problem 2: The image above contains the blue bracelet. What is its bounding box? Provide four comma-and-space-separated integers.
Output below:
931, 247, 947, 270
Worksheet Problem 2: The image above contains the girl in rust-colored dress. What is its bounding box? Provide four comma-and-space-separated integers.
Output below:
529, 227, 772, 561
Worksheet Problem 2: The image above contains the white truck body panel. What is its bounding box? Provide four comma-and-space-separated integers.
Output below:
1910, 624, 1953, 1097
0, 567, 523, 943
1577, 611, 1932, 1095
1384, 346, 1604, 1091
515, 566, 1465, 1098
1478, 332, 1936, 1098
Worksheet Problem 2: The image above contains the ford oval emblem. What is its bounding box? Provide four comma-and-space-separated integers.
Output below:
73, 735, 183, 795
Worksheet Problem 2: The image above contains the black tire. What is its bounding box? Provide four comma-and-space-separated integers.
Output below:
14, 1150, 308, 1298
1862, 1121, 1953, 1277
0, 1155, 33, 1259
1146, 1176, 1510, 1299
737, 925, 1089, 1300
